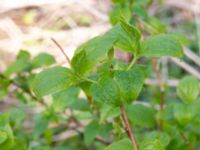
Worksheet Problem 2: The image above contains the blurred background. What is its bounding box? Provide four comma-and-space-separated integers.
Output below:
0, 0, 200, 70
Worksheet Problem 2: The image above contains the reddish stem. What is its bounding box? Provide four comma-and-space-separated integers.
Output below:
152, 59, 165, 129
120, 104, 138, 150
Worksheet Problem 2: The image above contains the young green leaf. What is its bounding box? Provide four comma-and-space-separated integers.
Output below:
177, 76, 199, 103
105, 138, 133, 150
114, 67, 145, 103
143, 131, 170, 147
173, 103, 195, 126
109, 4, 131, 26
140, 34, 183, 57
112, 0, 126, 3
71, 21, 140, 74
0, 113, 14, 150
84, 120, 101, 146
71, 35, 115, 74
132, 3, 148, 20
32, 53, 56, 68
32, 67, 77, 97
119, 19, 141, 52
4, 50, 31, 76
0, 130, 7, 144
106, 22, 141, 53
140, 139, 165, 150
9, 108, 25, 127
100, 105, 120, 123
126, 103, 156, 128
52, 86, 80, 111
168, 32, 189, 45
33, 114, 49, 137
0, 90, 7, 100
142, 17, 167, 34
16, 50, 31, 60
174, 100, 200, 127
91, 77, 121, 106
69, 98, 90, 111
135, 0, 153, 5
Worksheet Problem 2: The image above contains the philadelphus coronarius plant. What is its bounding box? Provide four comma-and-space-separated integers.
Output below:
0, 0, 200, 150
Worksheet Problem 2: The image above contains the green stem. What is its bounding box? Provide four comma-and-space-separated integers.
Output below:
78, 76, 97, 84
0, 73, 47, 106
127, 54, 138, 71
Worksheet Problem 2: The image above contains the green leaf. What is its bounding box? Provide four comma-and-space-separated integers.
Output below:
132, 4, 148, 20
189, 99, 200, 116
0, 78, 10, 99
173, 103, 196, 126
52, 86, 80, 111
32, 53, 56, 68
0, 113, 9, 127
71, 21, 140, 74
106, 22, 141, 53
168, 32, 189, 45
0, 113, 14, 150
9, 108, 25, 127
5, 50, 31, 76
119, 19, 141, 52
135, 0, 153, 5
112, 0, 126, 3
0, 77, 10, 91
44, 129, 53, 145
140, 139, 165, 150
69, 98, 90, 111
33, 114, 49, 137
174, 100, 200, 126
0, 130, 7, 144
126, 103, 155, 128
142, 17, 166, 34
32, 67, 77, 97
105, 138, 133, 150
16, 50, 30, 60
140, 34, 183, 57
109, 4, 131, 26
100, 105, 120, 123
0, 90, 7, 100
91, 77, 121, 106
71, 35, 115, 74
177, 76, 199, 103
114, 67, 144, 103
84, 120, 101, 146
143, 131, 170, 147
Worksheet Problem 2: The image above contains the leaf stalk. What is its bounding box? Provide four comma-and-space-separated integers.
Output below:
127, 54, 138, 71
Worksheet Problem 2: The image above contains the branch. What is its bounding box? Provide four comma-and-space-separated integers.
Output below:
95, 136, 111, 145
120, 104, 138, 150
184, 47, 200, 67
0, 73, 47, 107
170, 58, 200, 80
51, 37, 71, 65
145, 79, 178, 87
152, 59, 164, 129
52, 123, 111, 145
